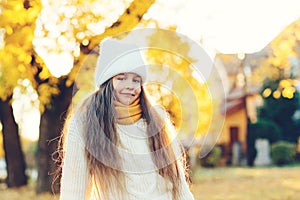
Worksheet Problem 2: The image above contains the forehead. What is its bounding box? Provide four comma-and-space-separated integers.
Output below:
115, 72, 141, 78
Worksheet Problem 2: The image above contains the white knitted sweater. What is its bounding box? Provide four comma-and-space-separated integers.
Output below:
59, 116, 194, 200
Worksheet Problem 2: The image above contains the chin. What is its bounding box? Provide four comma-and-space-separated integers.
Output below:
120, 99, 133, 105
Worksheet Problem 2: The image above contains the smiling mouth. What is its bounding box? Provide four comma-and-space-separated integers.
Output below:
121, 93, 135, 96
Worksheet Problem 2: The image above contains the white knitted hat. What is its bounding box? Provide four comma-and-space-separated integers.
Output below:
94, 38, 147, 88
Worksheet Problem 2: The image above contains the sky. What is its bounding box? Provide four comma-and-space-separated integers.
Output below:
7, 0, 300, 141
146, 0, 300, 54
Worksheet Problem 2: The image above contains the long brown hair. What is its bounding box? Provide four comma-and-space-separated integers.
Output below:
60, 79, 188, 199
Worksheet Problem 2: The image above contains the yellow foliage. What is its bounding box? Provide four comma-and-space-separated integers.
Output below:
282, 86, 295, 99
145, 31, 213, 138
1, 0, 154, 112
38, 82, 60, 112
262, 88, 272, 98
279, 79, 292, 88
0, 0, 42, 101
272, 90, 281, 99
38, 67, 52, 80
251, 19, 300, 83
86, 0, 155, 50
0, 48, 19, 100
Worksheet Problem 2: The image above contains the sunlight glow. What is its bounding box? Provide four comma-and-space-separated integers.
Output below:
0, 28, 5, 49
43, 51, 74, 77
12, 82, 40, 141
262, 88, 272, 98
273, 90, 281, 99
147, 0, 300, 54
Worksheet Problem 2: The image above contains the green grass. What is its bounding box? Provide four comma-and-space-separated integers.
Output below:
190, 166, 300, 200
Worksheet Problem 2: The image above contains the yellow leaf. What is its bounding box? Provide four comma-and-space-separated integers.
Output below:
39, 67, 51, 80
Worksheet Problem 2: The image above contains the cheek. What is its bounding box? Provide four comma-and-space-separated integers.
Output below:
112, 79, 117, 89
112, 80, 123, 91
135, 87, 142, 95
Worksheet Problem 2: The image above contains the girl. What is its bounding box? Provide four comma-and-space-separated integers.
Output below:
59, 38, 194, 200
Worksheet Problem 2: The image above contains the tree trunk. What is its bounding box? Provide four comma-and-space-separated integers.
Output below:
35, 79, 73, 194
0, 97, 27, 187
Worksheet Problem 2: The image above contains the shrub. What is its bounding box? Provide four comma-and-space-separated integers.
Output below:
249, 118, 282, 143
200, 146, 222, 167
271, 141, 297, 166
247, 119, 281, 166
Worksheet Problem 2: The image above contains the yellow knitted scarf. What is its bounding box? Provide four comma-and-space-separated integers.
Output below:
113, 98, 142, 125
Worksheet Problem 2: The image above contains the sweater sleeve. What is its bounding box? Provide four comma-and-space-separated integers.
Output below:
59, 116, 92, 200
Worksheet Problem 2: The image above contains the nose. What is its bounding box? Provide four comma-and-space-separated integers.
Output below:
125, 80, 135, 90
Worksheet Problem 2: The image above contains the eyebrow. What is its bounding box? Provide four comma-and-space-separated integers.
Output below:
116, 73, 141, 79
133, 75, 141, 79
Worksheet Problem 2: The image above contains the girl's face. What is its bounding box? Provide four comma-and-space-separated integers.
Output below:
112, 73, 142, 105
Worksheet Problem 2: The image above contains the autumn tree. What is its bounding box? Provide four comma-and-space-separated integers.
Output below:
255, 18, 300, 142
33, 0, 155, 194
0, 0, 42, 187
259, 77, 300, 142
1, 0, 155, 194
245, 19, 300, 164
250, 19, 300, 84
